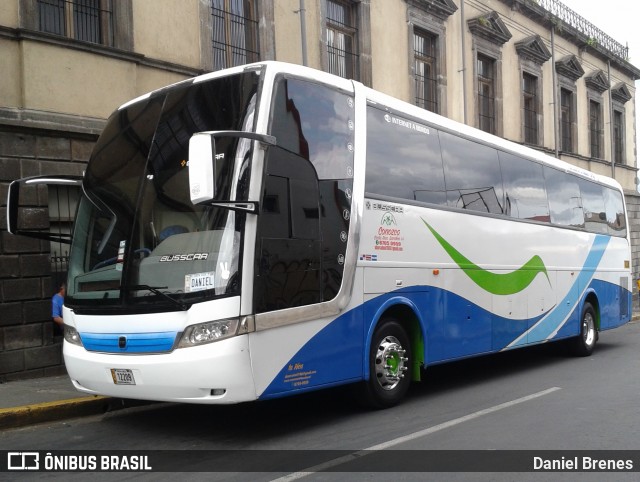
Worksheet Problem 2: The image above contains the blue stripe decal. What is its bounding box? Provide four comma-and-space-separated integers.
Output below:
80, 332, 178, 353
259, 273, 630, 399
506, 235, 610, 349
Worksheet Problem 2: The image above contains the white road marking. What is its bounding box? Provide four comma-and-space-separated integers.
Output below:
271, 386, 561, 481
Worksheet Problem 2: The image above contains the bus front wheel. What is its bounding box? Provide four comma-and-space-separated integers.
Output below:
570, 302, 598, 357
361, 319, 412, 409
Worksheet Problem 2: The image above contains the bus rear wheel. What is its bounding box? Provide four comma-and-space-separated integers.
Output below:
360, 319, 412, 409
570, 302, 597, 357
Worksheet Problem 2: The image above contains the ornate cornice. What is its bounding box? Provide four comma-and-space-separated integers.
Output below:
515, 35, 551, 65
405, 0, 458, 21
584, 70, 609, 94
467, 11, 512, 46
611, 83, 632, 104
555, 55, 584, 82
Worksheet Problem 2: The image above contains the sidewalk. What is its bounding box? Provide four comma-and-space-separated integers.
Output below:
0, 374, 148, 430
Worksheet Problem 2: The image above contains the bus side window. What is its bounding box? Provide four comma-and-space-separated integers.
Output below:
544, 167, 585, 229
499, 152, 550, 222
603, 188, 627, 236
439, 131, 505, 215
578, 178, 608, 234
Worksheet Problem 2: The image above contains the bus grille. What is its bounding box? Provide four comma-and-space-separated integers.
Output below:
80, 332, 178, 354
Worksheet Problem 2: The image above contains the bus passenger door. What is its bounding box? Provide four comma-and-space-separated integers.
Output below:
254, 147, 322, 312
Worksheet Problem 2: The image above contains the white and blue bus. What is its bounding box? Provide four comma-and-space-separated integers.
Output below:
7, 62, 632, 408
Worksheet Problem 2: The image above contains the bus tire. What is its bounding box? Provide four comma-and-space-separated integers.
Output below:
570, 302, 597, 357
360, 319, 412, 409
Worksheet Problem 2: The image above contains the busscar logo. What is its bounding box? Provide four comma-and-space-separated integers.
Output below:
159, 253, 208, 262
8, 452, 39, 471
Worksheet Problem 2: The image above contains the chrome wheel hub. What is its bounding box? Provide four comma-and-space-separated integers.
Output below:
374, 335, 408, 391
583, 312, 595, 346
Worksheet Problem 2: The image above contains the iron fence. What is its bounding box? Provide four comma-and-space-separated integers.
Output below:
534, 0, 628, 60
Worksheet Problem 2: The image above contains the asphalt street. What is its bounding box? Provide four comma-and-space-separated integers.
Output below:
2, 321, 639, 481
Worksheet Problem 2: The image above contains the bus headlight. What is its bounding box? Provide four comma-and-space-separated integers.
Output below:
178, 318, 240, 348
64, 325, 83, 347
177, 316, 255, 348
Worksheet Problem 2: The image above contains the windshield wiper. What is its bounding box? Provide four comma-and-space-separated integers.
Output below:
128, 285, 188, 311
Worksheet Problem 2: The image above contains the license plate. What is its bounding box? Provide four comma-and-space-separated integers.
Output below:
110, 368, 136, 385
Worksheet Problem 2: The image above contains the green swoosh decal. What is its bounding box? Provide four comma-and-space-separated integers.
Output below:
423, 220, 550, 296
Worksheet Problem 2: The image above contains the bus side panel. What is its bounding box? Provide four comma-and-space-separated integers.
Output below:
254, 306, 364, 399
524, 268, 582, 345
254, 277, 632, 400
601, 277, 634, 329
361, 285, 529, 365
257, 285, 500, 398
361, 264, 494, 363
424, 286, 492, 362
596, 237, 633, 330
552, 278, 631, 338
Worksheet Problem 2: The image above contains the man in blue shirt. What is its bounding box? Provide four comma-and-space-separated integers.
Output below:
52, 282, 65, 335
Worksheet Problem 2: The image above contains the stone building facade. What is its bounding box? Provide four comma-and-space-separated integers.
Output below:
0, 0, 638, 380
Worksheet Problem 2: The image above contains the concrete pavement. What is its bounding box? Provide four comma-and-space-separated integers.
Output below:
0, 374, 150, 430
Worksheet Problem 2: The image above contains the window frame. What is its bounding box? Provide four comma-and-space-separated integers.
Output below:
588, 98, 604, 160
515, 36, 549, 146
613, 108, 625, 165
324, 0, 359, 80
477, 53, 496, 135
522, 72, 539, 145
559, 87, 575, 153
35, 0, 114, 46
405, 0, 453, 117
413, 27, 439, 113
211, 0, 260, 71
22, 0, 133, 51
321, 0, 372, 85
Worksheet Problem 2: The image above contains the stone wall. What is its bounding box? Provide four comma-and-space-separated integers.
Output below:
625, 193, 640, 310
0, 129, 93, 381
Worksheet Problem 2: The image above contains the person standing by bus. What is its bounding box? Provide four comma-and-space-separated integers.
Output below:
52, 281, 65, 335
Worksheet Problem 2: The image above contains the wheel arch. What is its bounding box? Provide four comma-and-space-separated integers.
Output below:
582, 290, 601, 331
364, 297, 426, 382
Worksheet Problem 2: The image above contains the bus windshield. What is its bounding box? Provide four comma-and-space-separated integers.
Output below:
66, 70, 260, 311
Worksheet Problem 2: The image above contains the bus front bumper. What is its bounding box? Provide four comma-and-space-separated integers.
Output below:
63, 335, 257, 404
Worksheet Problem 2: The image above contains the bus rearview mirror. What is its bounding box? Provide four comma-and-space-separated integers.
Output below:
188, 131, 276, 205
188, 134, 218, 205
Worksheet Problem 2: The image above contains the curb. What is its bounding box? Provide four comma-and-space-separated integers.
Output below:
0, 396, 114, 430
